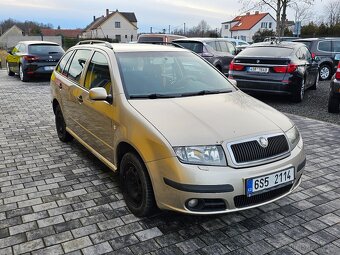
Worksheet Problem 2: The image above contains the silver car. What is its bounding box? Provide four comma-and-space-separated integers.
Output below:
50, 41, 306, 216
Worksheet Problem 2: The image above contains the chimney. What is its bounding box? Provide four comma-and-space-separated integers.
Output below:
93, 16, 96, 21
106, 9, 109, 17
255, 11, 259, 15
246, 12, 250, 15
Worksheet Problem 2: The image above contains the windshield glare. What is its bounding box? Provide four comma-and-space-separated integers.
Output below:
116, 51, 235, 98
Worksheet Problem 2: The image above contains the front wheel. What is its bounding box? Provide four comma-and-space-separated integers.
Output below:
6, 62, 14, 76
328, 91, 340, 113
290, 78, 305, 103
55, 105, 73, 142
19, 65, 29, 82
120, 152, 156, 217
319, 65, 331, 80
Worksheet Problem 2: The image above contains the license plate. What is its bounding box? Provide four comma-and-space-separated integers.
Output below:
248, 66, 269, 73
44, 66, 55, 71
246, 168, 294, 197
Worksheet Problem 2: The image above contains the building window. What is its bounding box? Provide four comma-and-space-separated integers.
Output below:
269, 22, 272, 29
116, 35, 121, 42
261, 22, 268, 28
225, 24, 229, 29
115, 22, 121, 28
125, 35, 128, 39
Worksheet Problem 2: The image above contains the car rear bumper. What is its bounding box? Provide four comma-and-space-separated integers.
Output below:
330, 78, 340, 96
146, 137, 305, 215
23, 63, 56, 75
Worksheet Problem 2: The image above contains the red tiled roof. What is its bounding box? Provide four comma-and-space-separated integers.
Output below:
40, 29, 83, 38
230, 13, 268, 31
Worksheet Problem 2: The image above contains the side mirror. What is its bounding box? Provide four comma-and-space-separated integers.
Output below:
229, 79, 237, 87
89, 87, 112, 103
334, 54, 340, 61
7, 50, 12, 55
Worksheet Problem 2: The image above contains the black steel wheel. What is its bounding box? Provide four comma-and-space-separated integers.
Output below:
55, 105, 73, 142
120, 152, 155, 217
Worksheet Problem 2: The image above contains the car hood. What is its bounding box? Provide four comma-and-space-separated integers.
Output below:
129, 91, 293, 146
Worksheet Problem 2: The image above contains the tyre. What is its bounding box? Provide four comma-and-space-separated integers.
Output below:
6, 62, 14, 76
328, 91, 340, 113
19, 65, 29, 82
120, 152, 156, 217
55, 105, 73, 142
310, 73, 318, 90
290, 78, 305, 103
319, 64, 331, 81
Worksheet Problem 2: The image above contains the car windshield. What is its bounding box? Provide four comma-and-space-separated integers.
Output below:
138, 37, 164, 43
116, 51, 235, 99
238, 46, 294, 57
28, 44, 64, 55
172, 41, 203, 54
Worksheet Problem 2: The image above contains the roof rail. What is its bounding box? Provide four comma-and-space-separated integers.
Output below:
76, 40, 113, 49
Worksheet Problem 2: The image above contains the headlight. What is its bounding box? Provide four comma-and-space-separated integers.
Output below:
285, 125, 300, 150
173, 145, 227, 166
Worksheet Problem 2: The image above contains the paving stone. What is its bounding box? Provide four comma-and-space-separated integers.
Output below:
26, 226, 55, 241
71, 224, 100, 238
97, 217, 124, 231
289, 238, 320, 254
109, 234, 139, 250
176, 237, 206, 254
200, 243, 230, 255
13, 239, 44, 255
82, 241, 113, 255
116, 222, 144, 236
9, 222, 37, 235
44, 231, 73, 246
308, 230, 337, 246
62, 236, 93, 253
31, 244, 64, 255
37, 215, 64, 228
244, 240, 275, 255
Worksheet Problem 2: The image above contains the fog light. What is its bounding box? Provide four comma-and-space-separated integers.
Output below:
187, 199, 199, 208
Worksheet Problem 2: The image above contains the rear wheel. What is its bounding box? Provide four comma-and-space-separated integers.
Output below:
290, 78, 305, 103
328, 91, 340, 113
319, 64, 331, 80
19, 65, 29, 82
6, 62, 14, 76
55, 105, 73, 142
120, 152, 156, 217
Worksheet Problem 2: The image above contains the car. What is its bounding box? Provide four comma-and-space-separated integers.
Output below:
328, 54, 340, 113
223, 38, 250, 52
229, 41, 319, 102
51, 40, 306, 216
6, 41, 64, 82
173, 38, 236, 75
264, 36, 300, 42
293, 37, 340, 80
137, 33, 186, 44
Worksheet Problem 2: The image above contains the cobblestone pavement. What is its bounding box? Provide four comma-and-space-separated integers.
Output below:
0, 70, 339, 255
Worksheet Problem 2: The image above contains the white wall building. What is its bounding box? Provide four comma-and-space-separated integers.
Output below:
81, 9, 137, 43
221, 12, 276, 43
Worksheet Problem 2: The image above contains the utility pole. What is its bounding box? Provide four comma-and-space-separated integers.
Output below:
168, 25, 170, 34
150, 27, 153, 33
184, 23, 186, 35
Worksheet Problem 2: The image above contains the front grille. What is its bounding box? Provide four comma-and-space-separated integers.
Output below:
186, 199, 226, 212
234, 184, 292, 208
230, 135, 289, 164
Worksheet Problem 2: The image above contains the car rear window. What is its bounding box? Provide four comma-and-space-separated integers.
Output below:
138, 37, 164, 43
238, 47, 294, 57
28, 44, 64, 55
173, 41, 204, 54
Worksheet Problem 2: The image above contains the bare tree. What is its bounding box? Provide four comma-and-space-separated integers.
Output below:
324, 0, 340, 26
239, 0, 315, 36
290, 2, 313, 24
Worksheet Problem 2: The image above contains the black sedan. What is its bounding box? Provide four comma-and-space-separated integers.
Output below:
6, 41, 64, 82
229, 42, 319, 102
328, 54, 340, 113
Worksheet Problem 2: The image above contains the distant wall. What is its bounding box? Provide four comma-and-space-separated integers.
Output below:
0, 36, 62, 49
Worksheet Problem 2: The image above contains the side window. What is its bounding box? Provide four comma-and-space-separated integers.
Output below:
333, 40, 340, 52
84, 52, 112, 94
226, 42, 236, 55
318, 41, 331, 52
206, 41, 217, 51
67, 49, 92, 84
296, 49, 303, 59
56, 50, 73, 75
218, 42, 229, 53
18, 44, 25, 53
12, 44, 20, 54
304, 47, 312, 60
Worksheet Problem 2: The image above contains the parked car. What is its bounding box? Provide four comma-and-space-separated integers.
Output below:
264, 37, 300, 42
293, 37, 340, 80
137, 33, 186, 44
51, 40, 305, 216
229, 41, 319, 102
173, 38, 236, 75
328, 54, 340, 113
223, 38, 250, 52
6, 41, 64, 82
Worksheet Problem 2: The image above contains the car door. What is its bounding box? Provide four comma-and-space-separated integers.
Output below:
7, 44, 22, 73
301, 46, 318, 87
62, 49, 93, 135
77, 51, 116, 163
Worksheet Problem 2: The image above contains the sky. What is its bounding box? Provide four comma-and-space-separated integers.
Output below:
0, 0, 329, 33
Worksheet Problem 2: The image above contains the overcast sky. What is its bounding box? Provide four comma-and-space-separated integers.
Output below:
0, 0, 329, 32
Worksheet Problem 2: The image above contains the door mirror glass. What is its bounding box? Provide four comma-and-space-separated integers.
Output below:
89, 87, 108, 101
334, 54, 340, 61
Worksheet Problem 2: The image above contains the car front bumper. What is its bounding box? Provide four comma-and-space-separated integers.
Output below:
146, 137, 305, 215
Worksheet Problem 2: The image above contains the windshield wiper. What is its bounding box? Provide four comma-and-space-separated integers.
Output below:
48, 52, 60, 54
129, 93, 178, 99
180, 89, 232, 97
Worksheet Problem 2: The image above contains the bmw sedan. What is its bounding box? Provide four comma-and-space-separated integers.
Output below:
6, 41, 64, 82
229, 42, 319, 102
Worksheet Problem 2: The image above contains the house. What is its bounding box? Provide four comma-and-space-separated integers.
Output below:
41, 28, 83, 39
221, 11, 276, 42
81, 9, 137, 43
0, 25, 23, 48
